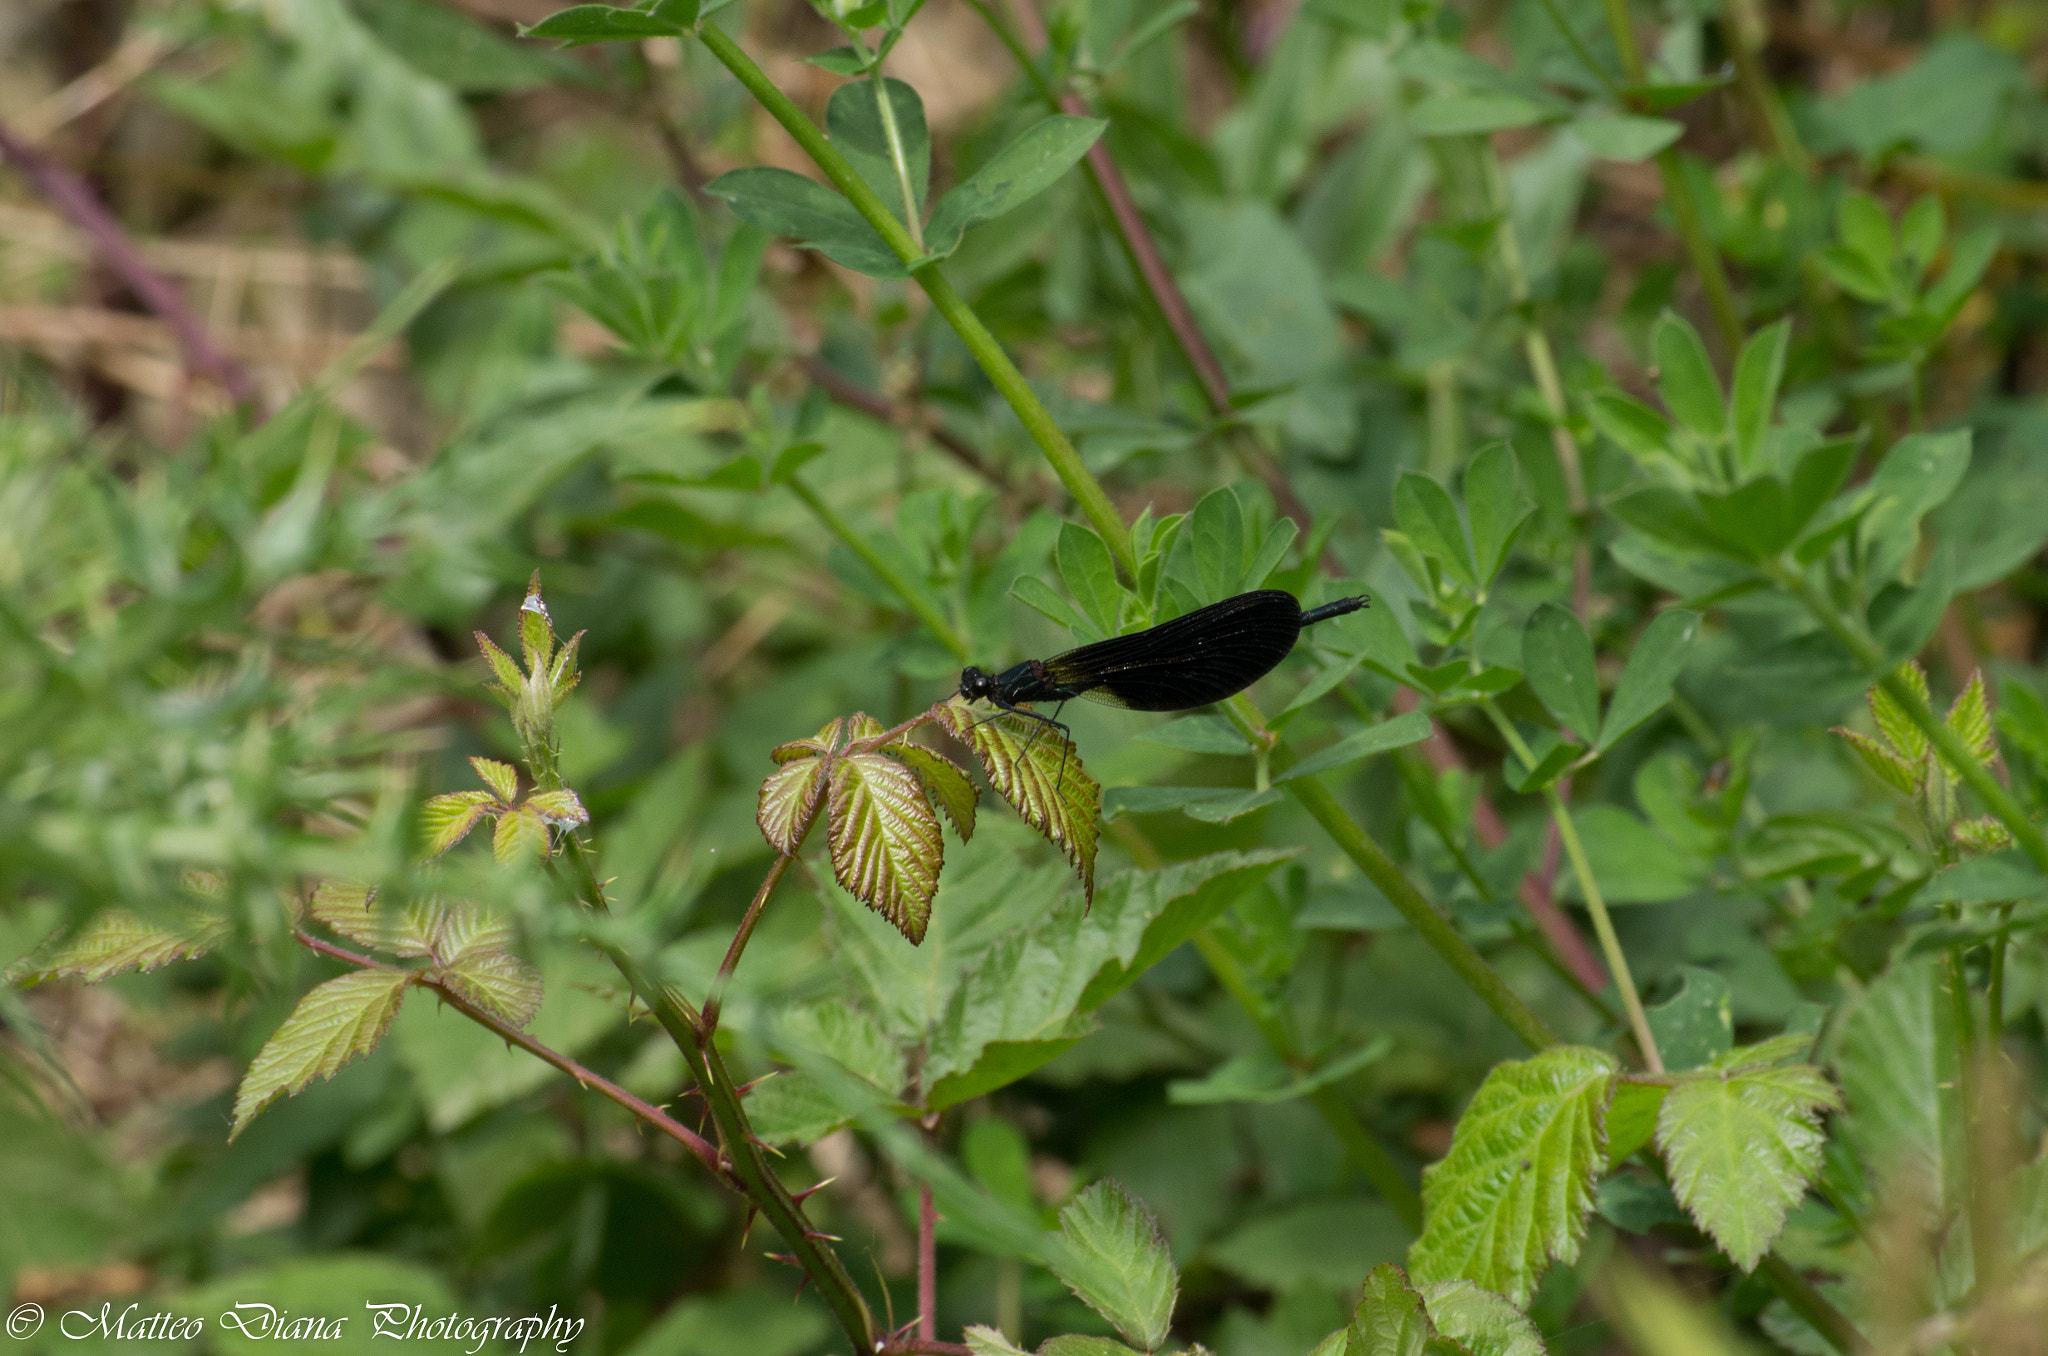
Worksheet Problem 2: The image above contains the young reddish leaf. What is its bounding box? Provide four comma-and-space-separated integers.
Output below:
492, 804, 551, 863
525, 788, 590, 826
890, 741, 979, 840
549, 630, 585, 706
231, 970, 412, 1137
1952, 816, 2015, 853
424, 901, 517, 965
439, 949, 544, 1030
468, 757, 519, 805
772, 713, 881, 763
422, 790, 498, 858
759, 757, 830, 854
474, 631, 523, 695
23, 909, 226, 983
935, 700, 1100, 904
827, 752, 943, 943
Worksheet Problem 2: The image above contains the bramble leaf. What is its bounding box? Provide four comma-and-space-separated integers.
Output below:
475, 631, 523, 694
936, 700, 1100, 903
1946, 670, 1996, 767
758, 757, 830, 854
492, 803, 550, 863
422, 790, 498, 857
890, 741, 979, 840
26, 909, 227, 982
231, 970, 412, 1138
828, 751, 944, 944
524, 788, 589, 826
469, 756, 519, 804
1049, 1180, 1178, 1352
1409, 1045, 1615, 1304
1656, 1056, 1839, 1270
1834, 727, 1917, 794
1418, 1279, 1546, 1356
439, 948, 544, 1030
1870, 661, 1931, 760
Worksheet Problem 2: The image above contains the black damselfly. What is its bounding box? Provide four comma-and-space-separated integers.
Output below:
957, 589, 1369, 770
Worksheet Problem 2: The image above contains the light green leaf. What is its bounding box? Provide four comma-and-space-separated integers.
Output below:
1570, 111, 1682, 160
27, 908, 227, 982
924, 116, 1107, 258
1245, 517, 1299, 591
490, 804, 549, 863
828, 751, 945, 944
1409, 1045, 1616, 1304
757, 756, 829, 854
1463, 442, 1532, 587
422, 789, 498, 857
1167, 1038, 1391, 1105
1210, 1199, 1409, 1292
936, 701, 1100, 903
1656, 1059, 1840, 1270
1059, 522, 1124, 636
745, 1069, 861, 1146
1729, 319, 1791, 473
1189, 485, 1248, 603
231, 970, 412, 1138
1393, 472, 1474, 588
1418, 1279, 1546, 1356
468, 756, 519, 804
1013, 574, 1088, 631
438, 948, 544, 1030
1559, 804, 1710, 903
1137, 716, 1254, 755
1101, 785, 1281, 823
1945, 671, 1996, 767
1349, 1264, 1455, 1356
963, 1326, 1037, 1355
1605, 1081, 1668, 1169
1598, 609, 1699, 751
1652, 311, 1725, 440
1522, 603, 1601, 743
522, 0, 698, 46
1860, 429, 1972, 584
1409, 93, 1559, 136
1835, 958, 1963, 1213
1588, 391, 1673, 462
1050, 1180, 1179, 1352
1276, 711, 1434, 782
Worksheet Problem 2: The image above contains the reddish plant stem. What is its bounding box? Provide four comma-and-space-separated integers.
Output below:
880, 1342, 972, 1355
0, 115, 257, 407
703, 851, 795, 1034
292, 929, 732, 1183
800, 355, 1011, 488
918, 1178, 938, 1342
995, 0, 1322, 547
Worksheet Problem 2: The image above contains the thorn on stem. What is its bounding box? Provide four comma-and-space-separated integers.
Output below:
790, 1176, 838, 1204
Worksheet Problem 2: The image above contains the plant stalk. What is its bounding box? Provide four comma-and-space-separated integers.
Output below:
789, 474, 971, 658
703, 851, 795, 1033
694, 22, 1137, 581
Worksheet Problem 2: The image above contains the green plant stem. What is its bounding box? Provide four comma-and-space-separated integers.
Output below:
1757, 1254, 1865, 1354
1722, 0, 1813, 174
1191, 928, 1424, 1231
1768, 564, 2048, 872
788, 473, 970, 659
694, 21, 1137, 582
1988, 902, 2014, 1047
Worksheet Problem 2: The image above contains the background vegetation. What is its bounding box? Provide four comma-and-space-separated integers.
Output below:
3, 0, 2047, 1353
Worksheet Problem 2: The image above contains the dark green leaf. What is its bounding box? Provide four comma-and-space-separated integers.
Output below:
825, 79, 930, 225
1057, 522, 1123, 636
1408, 94, 1559, 136
1276, 711, 1434, 782
522, 0, 697, 45
705, 167, 904, 278
1652, 311, 1725, 440
1599, 609, 1700, 751
1729, 320, 1790, 473
1697, 477, 1796, 561
1522, 603, 1601, 742
1645, 965, 1734, 1071
1464, 442, 1532, 588
1393, 472, 1474, 588
1588, 392, 1673, 461
1571, 111, 1682, 160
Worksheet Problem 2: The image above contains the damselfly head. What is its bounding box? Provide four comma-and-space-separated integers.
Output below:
957, 665, 995, 702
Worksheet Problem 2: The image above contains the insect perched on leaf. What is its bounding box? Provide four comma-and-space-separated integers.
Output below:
957, 589, 1370, 756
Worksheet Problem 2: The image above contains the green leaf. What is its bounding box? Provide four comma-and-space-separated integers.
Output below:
1502, 738, 1583, 794
1167, 1038, 1391, 1105
1277, 711, 1433, 782
27, 908, 227, 982
1588, 391, 1673, 462
1058, 522, 1123, 636
1188, 485, 1248, 602
806, 45, 872, 75
769, 440, 826, 485
1652, 311, 1725, 440
1836, 191, 1894, 277
1924, 225, 1999, 317
1645, 965, 1734, 1070
491, 804, 549, 863
890, 742, 980, 840
1607, 488, 1728, 556
1656, 1059, 1839, 1270
1418, 1279, 1547, 1356
231, 970, 412, 1138
1559, 804, 1709, 903
1049, 1180, 1179, 1352
1835, 958, 1963, 1214
1605, 1081, 1669, 1169
1463, 442, 1532, 588
1729, 320, 1790, 473
757, 756, 829, 854
705, 167, 905, 279
1346, 1264, 1460, 1356
438, 949, 544, 1030
1408, 93, 1559, 136
1101, 785, 1281, 823
1408, 1045, 1616, 1305
422, 789, 498, 857
1012, 574, 1087, 631
1598, 609, 1699, 751
1393, 472, 1475, 588
1814, 244, 1893, 304
1245, 517, 1299, 591
1039, 1339, 1144, 1356
1697, 478, 1796, 562
924, 115, 1106, 258
1570, 111, 1682, 160
936, 701, 1100, 903
825, 78, 929, 224
1209, 1198, 1410, 1291
1899, 195, 1944, 280
746, 1069, 860, 1145
522, 0, 697, 46
827, 751, 945, 944
1945, 671, 1997, 767
1137, 716, 1253, 754
1522, 603, 1601, 743
1869, 660, 1931, 760
468, 755, 520, 804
